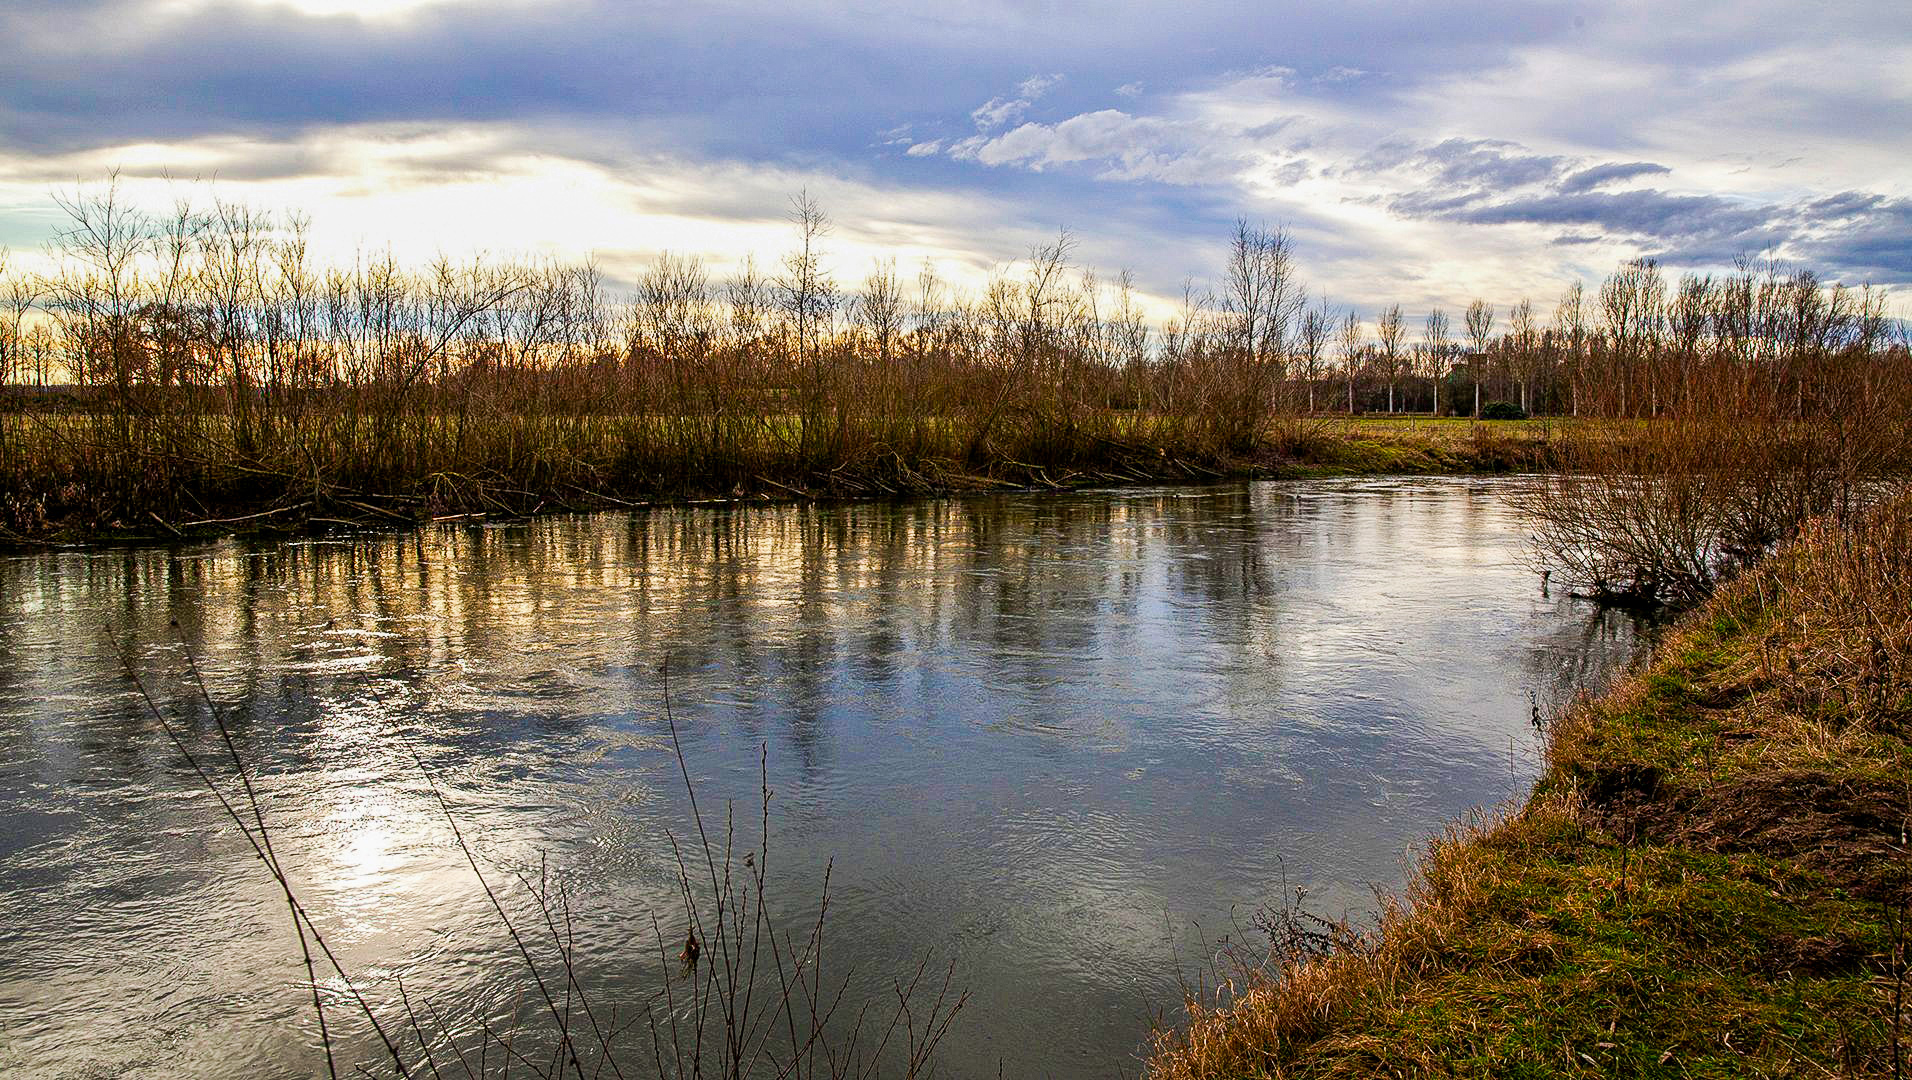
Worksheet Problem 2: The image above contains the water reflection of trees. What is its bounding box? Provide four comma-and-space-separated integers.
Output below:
0, 479, 1653, 814
0, 488, 1301, 777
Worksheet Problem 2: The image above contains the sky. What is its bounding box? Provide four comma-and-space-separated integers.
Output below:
1, 0, 1908, 317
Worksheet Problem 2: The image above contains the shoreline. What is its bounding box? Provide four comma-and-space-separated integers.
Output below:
1, 417, 1557, 550
1147, 496, 1909, 1077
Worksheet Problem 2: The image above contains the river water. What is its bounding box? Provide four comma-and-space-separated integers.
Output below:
0, 476, 1645, 1079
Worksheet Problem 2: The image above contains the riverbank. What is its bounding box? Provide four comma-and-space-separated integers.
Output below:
0, 414, 1560, 546
1148, 495, 1911, 1077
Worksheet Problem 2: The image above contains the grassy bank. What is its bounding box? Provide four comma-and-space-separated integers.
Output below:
1149, 494, 1912, 1078
0, 411, 1561, 546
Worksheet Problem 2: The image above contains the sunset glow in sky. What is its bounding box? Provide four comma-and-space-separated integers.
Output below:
2, 0, 1907, 313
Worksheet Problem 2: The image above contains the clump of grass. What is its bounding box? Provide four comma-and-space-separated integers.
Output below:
1148, 495, 1912, 1078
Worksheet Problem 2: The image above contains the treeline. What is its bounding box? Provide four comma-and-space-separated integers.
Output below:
0, 179, 1906, 541
1337, 257, 1904, 420
0, 188, 1315, 536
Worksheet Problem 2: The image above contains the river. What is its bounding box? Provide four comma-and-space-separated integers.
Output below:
0, 476, 1646, 1078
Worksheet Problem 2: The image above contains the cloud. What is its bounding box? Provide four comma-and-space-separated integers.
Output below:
1451, 189, 1766, 237
1407, 138, 1569, 190
959, 111, 1175, 169
970, 74, 1064, 132
1793, 194, 1912, 280
1, 0, 1907, 312
1393, 181, 1912, 283
1557, 161, 1672, 194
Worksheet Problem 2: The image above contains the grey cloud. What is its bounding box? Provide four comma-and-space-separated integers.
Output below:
1390, 188, 1496, 216
1398, 181, 1912, 284
1794, 195, 1912, 281
1268, 160, 1312, 185
1418, 138, 1568, 189
1363, 130, 1912, 283
1452, 189, 1768, 237
1357, 137, 1572, 215
1557, 161, 1671, 194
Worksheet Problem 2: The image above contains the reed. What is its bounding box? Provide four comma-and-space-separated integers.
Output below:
114, 636, 965, 1078
1, 183, 1906, 546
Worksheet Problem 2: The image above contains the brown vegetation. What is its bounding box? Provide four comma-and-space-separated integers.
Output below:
1, 180, 1907, 547
1515, 261, 1911, 606
1147, 495, 1912, 1078
0, 184, 1333, 541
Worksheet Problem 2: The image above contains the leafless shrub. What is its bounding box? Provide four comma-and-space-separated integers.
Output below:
1518, 258, 1911, 607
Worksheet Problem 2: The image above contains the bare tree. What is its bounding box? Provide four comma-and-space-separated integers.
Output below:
635, 252, 714, 358
1338, 308, 1362, 413
910, 259, 947, 354
1464, 299, 1494, 418
22, 324, 57, 388
1020, 230, 1078, 372
0, 251, 43, 391
725, 255, 771, 348
47, 174, 151, 442
1598, 257, 1665, 416
1297, 298, 1332, 413
1107, 268, 1150, 372
780, 189, 836, 368
1553, 281, 1586, 416
1509, 298, 1536, 414
200, 197, 275, 451
779, 191, 838, 459
855, 258, 905, 363
1222, 220, 1304, 368
1375, 304, 1405, 413
1423, 308, 1450, 416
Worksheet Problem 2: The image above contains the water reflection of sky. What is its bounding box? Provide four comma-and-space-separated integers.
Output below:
0, 476, 1646, 1079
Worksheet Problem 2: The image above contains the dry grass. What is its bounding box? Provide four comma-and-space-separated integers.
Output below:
1148, 496, 1912, 1079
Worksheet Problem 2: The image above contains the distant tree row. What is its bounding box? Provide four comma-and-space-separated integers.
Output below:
2, 180, 1903, 428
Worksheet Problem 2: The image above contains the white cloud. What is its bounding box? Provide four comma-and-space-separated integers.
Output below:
970, 73, 1065, 132
951, 110, 1241, 186
153, 0, 500, 20
908, 41, 1912, 308
0, 122, 1179, 303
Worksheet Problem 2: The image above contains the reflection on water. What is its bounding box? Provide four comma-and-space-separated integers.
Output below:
0, 477, 1646, 1078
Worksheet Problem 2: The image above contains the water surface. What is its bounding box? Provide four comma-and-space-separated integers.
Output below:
0, 476, 1644, 1078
